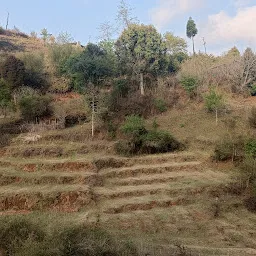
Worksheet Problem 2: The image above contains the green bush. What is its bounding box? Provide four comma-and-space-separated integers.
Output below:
141, 130, 181, 154
154, 98, 167, 113
245, 139, 256, 158
113, 79, 129, 98
204, 89, 224, 112
250, 84, 256, 96
19, 95, 52, 121
121, 115, 147, 139
117, 115, 181, 155
180, 76, 198, 96
248, 107, 256, 129
108, 79, 130, 112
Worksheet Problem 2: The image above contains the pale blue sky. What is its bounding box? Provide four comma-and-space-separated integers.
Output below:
0, 0, 256, 54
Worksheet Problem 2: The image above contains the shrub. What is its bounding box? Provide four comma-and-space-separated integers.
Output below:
214, 136, 245, 161
30, 31, 37, 38
239, 157, 256, 185
237, 157, 256, 212
117, 115, 181, 155
249, 84, 256, 96
113, 78, 129, 98
57, 226, 121, 256
180, 76, 198, 96
19, 95, 52, 121
0, 26, 5, 35
48, 43, 82, 74
108, 79, 130, 112
0, 218, 45, 255
245, 139, 256, 158
244, 196, 256, 212
248, 107, 256, 129
121, 115, 147, 139
114, 140, 133, 156
0, 55, 25, 89
204, 89, 224, 112
154, 98, 167, 113
141, 130, 181, 154
18, 52, 49, 92
0, 79, 12, 116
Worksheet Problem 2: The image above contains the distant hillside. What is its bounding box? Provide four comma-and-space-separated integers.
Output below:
0, 30, 45, 54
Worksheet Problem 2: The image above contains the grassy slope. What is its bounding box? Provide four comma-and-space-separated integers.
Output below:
1, 100, 256, 255
1, 34, 256, 255
0, 34, 45, 54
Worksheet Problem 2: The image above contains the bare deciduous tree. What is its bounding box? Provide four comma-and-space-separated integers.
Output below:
116, 0, 138, 30
98, 21, 115, 41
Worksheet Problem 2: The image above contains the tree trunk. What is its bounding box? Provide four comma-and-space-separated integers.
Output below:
140, 73, 145, 96
192, 37, 195, 55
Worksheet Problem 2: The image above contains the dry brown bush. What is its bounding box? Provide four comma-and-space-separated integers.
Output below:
52, 98, 89, 128
178, 50, 256, 94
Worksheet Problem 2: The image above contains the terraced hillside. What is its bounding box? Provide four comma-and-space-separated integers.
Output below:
0, 146, 256, 255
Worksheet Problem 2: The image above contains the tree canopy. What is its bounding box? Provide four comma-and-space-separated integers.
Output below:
115, 24, 166, 94
186, 17, 198, 54
64, 43, 115, 91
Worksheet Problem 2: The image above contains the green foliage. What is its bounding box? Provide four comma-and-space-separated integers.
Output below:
49, 43, 80, 74
204, 89, 224, 112
186, 17, 197, 54
248, 107, 256, 128
41, 28, 49, 42
250, 83, 256, 96
121, 115, 147, 139
141, 130, 181, 154
113, 79, 129, 98
245, 139, 256, 158
115, 24, 167, 76
180, 76, 198, 96
164, 32, 188, 55
154, 98, 167, 113
167, 52, 189, 73
186, 17, 198, 39
19, 95, 52, 121
0, 55, 25, 89
20, 52, 49, 92
117, 115, 181, 155
65, 43, 115, 90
